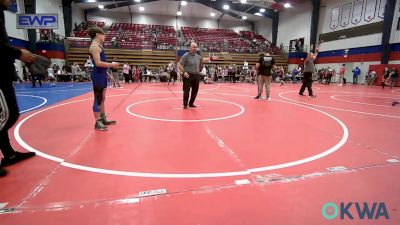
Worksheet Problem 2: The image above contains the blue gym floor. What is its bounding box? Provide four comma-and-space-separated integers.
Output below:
14, 82, 93, 114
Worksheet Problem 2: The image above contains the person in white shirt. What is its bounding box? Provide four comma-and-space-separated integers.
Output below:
368, 70, 377, 85
13, 62, 23, 84
47, 66, 56, 86
243, 60, 249, 75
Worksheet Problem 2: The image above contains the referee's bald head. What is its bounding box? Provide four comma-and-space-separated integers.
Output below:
190, 42, 198, 54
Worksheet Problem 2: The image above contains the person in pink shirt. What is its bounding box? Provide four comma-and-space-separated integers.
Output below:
339, 64, 346, 86
123, 62, 130, 83
135, 65, 140, 82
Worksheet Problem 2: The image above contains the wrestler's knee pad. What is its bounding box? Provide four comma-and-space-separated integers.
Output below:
93, 86, 104, 112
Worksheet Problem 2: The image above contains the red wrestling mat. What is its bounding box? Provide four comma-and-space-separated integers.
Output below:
1, 83, 399, 225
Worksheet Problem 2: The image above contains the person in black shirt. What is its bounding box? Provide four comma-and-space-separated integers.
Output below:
389, 67, 398, 88
255, 53, 275, 100
0, 0, 37, 177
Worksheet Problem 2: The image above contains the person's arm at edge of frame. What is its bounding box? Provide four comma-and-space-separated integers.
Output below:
0, 40, 35, 63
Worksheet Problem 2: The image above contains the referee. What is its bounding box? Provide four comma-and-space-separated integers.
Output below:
178, 42, 204, 109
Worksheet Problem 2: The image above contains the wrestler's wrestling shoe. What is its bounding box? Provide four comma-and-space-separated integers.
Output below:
95, 119, 108, 131
100, 114, 116, 125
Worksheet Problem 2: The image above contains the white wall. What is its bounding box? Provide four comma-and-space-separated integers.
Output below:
390, 0, 400, 43
134, 14, 176, 27
36, 0, 65, 36
219, 20, 251, 32
319, 0, 384, 34
319, 33, 382, 51
176, 16, 216, 29
72, 2, 85, 33
88, 12, 130, 27
4, 0, 28, 41
88, 12, 176, 27
277, 1, 312, 48
318, 0, 385, 51
255, 19, 273, 41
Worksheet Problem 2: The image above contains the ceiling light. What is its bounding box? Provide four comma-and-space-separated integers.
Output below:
223, 4, 230, 10
260, 8, 265, 13
181, 1, 187, 6
240, 0, 247, 3
254, 12, 262, 16
134, 0, 140, 2
177, 11, 182, 16
284, 3, 291, 8
98, 4, 104, 9
139, 6, 145, 11
87, 0, 96, 2
242, 16, 247, 20
210, 12, 215, 17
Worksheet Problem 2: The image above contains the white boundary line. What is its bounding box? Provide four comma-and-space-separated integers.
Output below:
14, 93, 348, 178
330, 95, 396, 108
279, 91, 400, 119
110, 85, 220, 94
126, 98, 245, 122
16, 94, 48, 113
15, 87, 92, 94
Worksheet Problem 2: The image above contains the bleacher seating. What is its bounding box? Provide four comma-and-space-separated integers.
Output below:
240, 31, 266, 43
201, 52, 287, 68
181, 27, 258, 53
105, 23, 177, 50
73, 21, 105, 38
87, 21, 105, 28
74, 30, 88, 38
66, 48, 176, 69
70, 22, 276, 54
67, 23, 287, 70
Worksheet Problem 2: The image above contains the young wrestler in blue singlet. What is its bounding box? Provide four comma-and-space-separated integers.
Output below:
88, 27, 119, 131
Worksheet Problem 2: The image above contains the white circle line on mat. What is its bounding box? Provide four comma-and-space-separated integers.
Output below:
126, 98, 245, 122
330, 95, 395, 108
14, 93, 348, 178
278, 91, 400, 119
16, 94, 48, 113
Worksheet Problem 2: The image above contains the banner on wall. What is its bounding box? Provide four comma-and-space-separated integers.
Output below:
341, 3, 352, 27
17, 14, 58, 29
331, 6, 341, 29
289, 38, 305, 52
351, 0, 363, 24
378, 0, 386, 18
364, 0, 377, 22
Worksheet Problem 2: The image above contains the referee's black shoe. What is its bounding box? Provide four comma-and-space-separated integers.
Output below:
1, 151, 36, 167
0, 167, 7, 177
